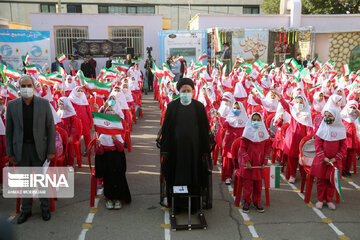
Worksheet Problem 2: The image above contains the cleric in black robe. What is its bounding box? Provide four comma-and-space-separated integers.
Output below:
160, 78, 212, 212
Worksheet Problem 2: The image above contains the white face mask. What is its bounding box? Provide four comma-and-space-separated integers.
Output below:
76, 91, 84, 98
294, 103, 304, 111
20, 88, 34, 99
348, 108, 356, 115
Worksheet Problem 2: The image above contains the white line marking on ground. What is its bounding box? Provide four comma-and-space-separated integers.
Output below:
77, 229, 89, 240
164, 197, 171, 240
280, 173, 348, 238
7, 216, 15, 222
85, 213, 95, 223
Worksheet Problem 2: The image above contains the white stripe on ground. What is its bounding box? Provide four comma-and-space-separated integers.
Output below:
280, 173, 346, 237
7, 216, 15, 222
164, 197, 171, 240
218, 166, 260, 239
77, 229, 89, 240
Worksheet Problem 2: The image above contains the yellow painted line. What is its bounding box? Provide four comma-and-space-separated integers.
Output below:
338, 235, 351, 240
322, 218, 333, 224
357, 188, 360, 191
161, 207, 171, 211
9, 212, 18, 216
89, 208, 98, 214
161, 224, 171, 229
252, 238, 263, 240
235, 206, 243, 209
82, 223, 93, 229
229, 190, 234, 195
307, 203, 315, 208
95, 195, 103, 198
343, 178, 353, 182
293, 189, 301, 193
243, 220, 254, 226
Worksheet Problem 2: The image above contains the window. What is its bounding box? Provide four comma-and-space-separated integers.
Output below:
243, 6, 260, 14
55, 27, 88, 57
110, 27, 144, 58
67, 4, 82, 13
98, 5, 155, 14
41, 4, 56, 13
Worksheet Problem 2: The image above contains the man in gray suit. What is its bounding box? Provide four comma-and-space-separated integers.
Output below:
5, 75, 56, 224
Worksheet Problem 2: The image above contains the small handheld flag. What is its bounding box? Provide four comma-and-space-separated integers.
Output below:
23, 53, 30, 65
57, 53, 67, 63
330, 162, 344, 202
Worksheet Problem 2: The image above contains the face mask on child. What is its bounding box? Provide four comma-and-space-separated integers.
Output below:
324, 117, 335, 125
232, 109, 241, 116
294, 103, 304, 111
251, 121, 261, 129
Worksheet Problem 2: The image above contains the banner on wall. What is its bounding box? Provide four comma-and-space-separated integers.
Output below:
0, 29, 51, 71
232, 29, 269, 63
159, 30, 207, 65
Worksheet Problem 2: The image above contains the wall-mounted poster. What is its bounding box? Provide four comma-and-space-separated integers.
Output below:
159, 30, 207, 65
232, 29, 269, 63
0, 29, 50, 71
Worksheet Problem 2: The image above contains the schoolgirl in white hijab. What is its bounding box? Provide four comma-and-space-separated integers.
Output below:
64, 75, 77, 92
68, 86, 89, 106
316, 108, 346, 141
109, 87, 129, 110
332, 87, 346, 107
341, 100, 359, 123
57, 97, 77, 119
312, 92, 326, 113
225, 101, 248, 128
218, 92, 234, 118
242, 112, 270, 142
289, 96, 313, 127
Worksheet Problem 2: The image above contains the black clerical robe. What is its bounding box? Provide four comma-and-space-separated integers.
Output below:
160, 99, 212, 210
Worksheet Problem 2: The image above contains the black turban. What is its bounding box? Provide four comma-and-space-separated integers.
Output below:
176, 78, 194, 91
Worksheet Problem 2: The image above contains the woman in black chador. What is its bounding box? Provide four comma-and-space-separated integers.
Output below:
160, 78, 212, 213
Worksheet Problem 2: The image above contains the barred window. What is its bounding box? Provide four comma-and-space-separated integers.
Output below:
98, 5, 155, 14
40, 4, 56, 13
55, 27, 88, 57
110, 27, 144, 58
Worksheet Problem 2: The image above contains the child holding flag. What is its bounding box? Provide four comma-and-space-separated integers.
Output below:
239, 113, 271, 213
310, 108, 347, 210
95, 106, 131, 209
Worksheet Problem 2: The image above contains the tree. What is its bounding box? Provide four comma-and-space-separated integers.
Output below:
261, 0, 281, 14
260, 0, 360, 14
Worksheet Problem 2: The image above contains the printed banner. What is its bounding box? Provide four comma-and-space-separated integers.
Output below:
0, 29, 51, 72
232, 29, 269, 63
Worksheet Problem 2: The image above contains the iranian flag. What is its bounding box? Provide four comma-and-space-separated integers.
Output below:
163, 63, 175, 80
99, 68, 106, 76
268, 166, 280, 188
251, 79, 264, 97
23, 53, 30, 65
5, 68, 21, 79
236, 54, 244, 63
290, 59, 301, 70
25, 65, 37, 74
104, 69, 117, 79
193, 64, 207, 74
198, 50, 207, 62
309, 84, 321, 92
284, 58, 292, 65
92, 112, 123, 135
174, 55, 185, 63
324, 61, 335, 70
172, 93, 180, 100
47, 73, 63, 83
113, 63, 130, 73
214, 27, 223, 52
252, 59, 265, 73
216, 57, 224, 68
330, 164, 344, 201
315, 59, 323, 69
7, 82, 18, 99
37, 74, 55, 86
57, 53, 67, 63
86, 80, 112, 95
342, 64, 351, 76
270, 59, 276, 68
0, 64, 7, 82
152, 62, 164, 78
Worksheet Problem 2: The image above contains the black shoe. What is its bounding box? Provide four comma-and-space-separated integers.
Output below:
42, 210, 51, 221
242, 202, 250, 213
254, 202, 265, 213
342, 171, 348, 177
346, 172, 352, 177
17, 211, 32, 224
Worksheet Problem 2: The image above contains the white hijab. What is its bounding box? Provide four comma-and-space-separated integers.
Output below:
57, 97, 76, 119
312, 91, 325, 112
225, 101, 248, 128
50, 103, 61, 124
322, 94, 342, 113
69, 86, 89, 106
290, 96, 313, 127
261, 92, 279, 112
99, 134, 124, 147
218, 92, 234, 117
333, 87, 346, 107
109, 89, 129, 110
316, 108, 346, 141
234, 77, 247, 99
0, 117, 5, 135
242, 112, 270, 142
64, 76, 76, 91
274, 102, 291, 124
341, 100, 359, 123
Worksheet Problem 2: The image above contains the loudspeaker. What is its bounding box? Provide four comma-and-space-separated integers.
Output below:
126, 47, 134, 58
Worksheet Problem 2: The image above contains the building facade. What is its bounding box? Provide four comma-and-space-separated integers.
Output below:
0, 0, 263, 30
